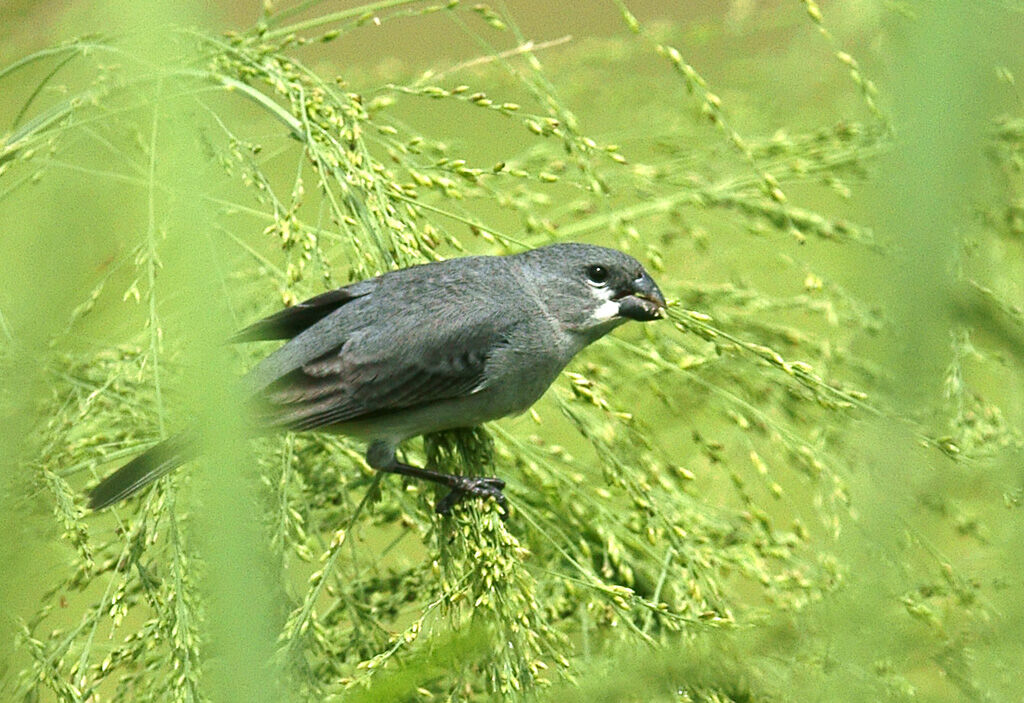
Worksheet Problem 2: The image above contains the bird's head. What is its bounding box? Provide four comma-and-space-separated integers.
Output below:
518, 243, 666, 340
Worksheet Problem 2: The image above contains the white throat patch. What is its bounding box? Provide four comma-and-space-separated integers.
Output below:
589, 286, 621, 321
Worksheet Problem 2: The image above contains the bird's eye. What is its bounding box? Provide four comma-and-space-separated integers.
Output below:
585, 264, 609, 285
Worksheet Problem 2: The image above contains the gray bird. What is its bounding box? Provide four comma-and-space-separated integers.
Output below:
87, 242, 666, 514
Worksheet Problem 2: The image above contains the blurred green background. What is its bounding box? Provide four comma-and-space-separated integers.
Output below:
2, 1, 1023, 701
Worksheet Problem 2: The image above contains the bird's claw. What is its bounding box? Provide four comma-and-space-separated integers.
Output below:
436, 476, 507, 518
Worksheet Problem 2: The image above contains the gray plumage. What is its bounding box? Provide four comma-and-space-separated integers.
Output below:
87, 242, 665, 513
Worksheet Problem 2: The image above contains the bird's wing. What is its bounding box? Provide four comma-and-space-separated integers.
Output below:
240, 280, 382, 392
259, 309, 512, 432
230, 282, 374, 342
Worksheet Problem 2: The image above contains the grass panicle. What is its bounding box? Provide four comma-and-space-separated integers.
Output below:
2, 2, 1023, 702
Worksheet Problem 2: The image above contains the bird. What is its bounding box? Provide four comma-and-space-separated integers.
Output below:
86, 242, 666, 515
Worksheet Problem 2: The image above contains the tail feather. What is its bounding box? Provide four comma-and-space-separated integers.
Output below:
88, 434, 194, 510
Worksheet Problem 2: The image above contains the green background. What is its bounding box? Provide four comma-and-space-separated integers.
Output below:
2, 2, 1023, 701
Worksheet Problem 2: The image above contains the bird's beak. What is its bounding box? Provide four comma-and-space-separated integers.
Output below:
617, 271, 667, 321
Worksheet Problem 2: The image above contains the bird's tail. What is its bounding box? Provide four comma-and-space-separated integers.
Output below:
88, 433, 195, 510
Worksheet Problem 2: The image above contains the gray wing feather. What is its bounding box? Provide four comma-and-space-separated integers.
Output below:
244, 280, 377, 392
244, 255, 523, 430
229, 286, 370, 342
261, 324, 505, 431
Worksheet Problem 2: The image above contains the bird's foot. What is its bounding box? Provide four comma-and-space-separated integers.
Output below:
372, 456, 509, 518
436, 476, 507, 517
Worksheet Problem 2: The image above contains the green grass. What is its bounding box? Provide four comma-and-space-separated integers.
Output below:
2, 2, 1023, 701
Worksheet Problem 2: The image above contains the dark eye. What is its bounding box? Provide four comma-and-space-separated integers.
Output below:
585, 264, 609, 285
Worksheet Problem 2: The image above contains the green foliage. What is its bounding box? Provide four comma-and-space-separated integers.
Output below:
2, 2, 1023, 702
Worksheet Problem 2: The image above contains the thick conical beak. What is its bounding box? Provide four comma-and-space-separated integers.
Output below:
618, 271, 666, 321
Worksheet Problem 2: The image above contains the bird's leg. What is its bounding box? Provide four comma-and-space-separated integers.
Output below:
366, 441, 507, 515
380, 462, 506, 515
